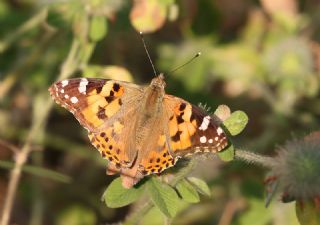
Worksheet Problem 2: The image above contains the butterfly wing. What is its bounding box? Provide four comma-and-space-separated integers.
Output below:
49, 78, 143, 131
135, 95, 229, 177
136, 117, 176, 176
163, 95, 229, 157
49, 78, 144, 169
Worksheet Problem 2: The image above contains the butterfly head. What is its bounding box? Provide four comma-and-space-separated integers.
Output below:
150, 73, 166, 90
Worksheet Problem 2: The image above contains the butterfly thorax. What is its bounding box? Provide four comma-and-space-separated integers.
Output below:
135, 74, 166, 147
143, 74, 166, 113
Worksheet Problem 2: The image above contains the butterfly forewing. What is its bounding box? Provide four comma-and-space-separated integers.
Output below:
49, 78, 144, 168
49, 78, 142, 131
163, 95, 228, 158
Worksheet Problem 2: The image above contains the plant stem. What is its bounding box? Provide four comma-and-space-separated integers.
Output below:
235, 149, 275, 168
0, 38, 81, 225
122, 201, 154, 225
122, 158, 198, 225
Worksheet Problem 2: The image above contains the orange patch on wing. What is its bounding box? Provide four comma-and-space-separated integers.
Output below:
82, 102, 105, 128
113, 121, 124, 133
158, 135, 166, 146
82, 82, 125, 128
105, 99, 121, 118
88, 126, 129, 167
169, 103, 197, 152
169, 116, 178, 136
140, 146, 175, 175
100, 82, 114, 95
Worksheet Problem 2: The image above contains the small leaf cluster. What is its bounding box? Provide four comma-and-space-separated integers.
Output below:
216, 105, 248, 162
102, 176, 210, 218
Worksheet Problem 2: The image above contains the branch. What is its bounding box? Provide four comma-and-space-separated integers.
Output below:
0, 139, 19, 154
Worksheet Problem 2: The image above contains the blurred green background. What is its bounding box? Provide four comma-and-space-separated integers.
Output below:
0, 0, 319, 224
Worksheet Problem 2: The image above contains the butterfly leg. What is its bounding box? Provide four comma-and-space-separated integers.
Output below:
106, 163, 120, 175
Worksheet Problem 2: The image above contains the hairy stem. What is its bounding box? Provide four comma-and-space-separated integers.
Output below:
235, 149, 275, 168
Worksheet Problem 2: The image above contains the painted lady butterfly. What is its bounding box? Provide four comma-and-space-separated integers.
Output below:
49, 74, 229, 188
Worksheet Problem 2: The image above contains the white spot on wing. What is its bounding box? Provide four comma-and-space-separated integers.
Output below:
64, 94, 69, 99
70, 96, 78, 103
217, 127, 223, 135
200, 136, 207, 143
60, 89, 64, 93
208, 139, 213, 143
78, 78, 88, 94
199, 116, 210, 131
61, 80, 69, 87
215, 136, 219, 141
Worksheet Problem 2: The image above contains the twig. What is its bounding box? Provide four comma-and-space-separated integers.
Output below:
217, 200, 237, 225
0, 139, 19, 154
234, 149, 275, 168
0, 38, 81, 225
164, 217, 172, 225
0, 145, 31, 225
122, 201, 154, 225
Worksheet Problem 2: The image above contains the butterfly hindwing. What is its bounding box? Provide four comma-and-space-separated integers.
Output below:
88, 107, 140, 169
137, 124, 176, 175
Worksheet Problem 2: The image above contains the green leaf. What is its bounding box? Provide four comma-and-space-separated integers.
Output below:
89, 16, 107, 42
186, 177, 211, 197
223, 110, 248, 136
102, 177, 144, 208
176, 179, 200, 203
147, 177, 180, 218
218, 145, 235, 162
0, 160, 71, 183
296, 200, 320, 225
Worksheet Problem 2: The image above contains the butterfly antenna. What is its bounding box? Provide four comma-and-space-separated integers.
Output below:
169, 52, 201, 74
139, 31, 157, 76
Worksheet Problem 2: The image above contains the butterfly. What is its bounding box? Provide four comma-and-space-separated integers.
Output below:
49, 73, 229, 188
